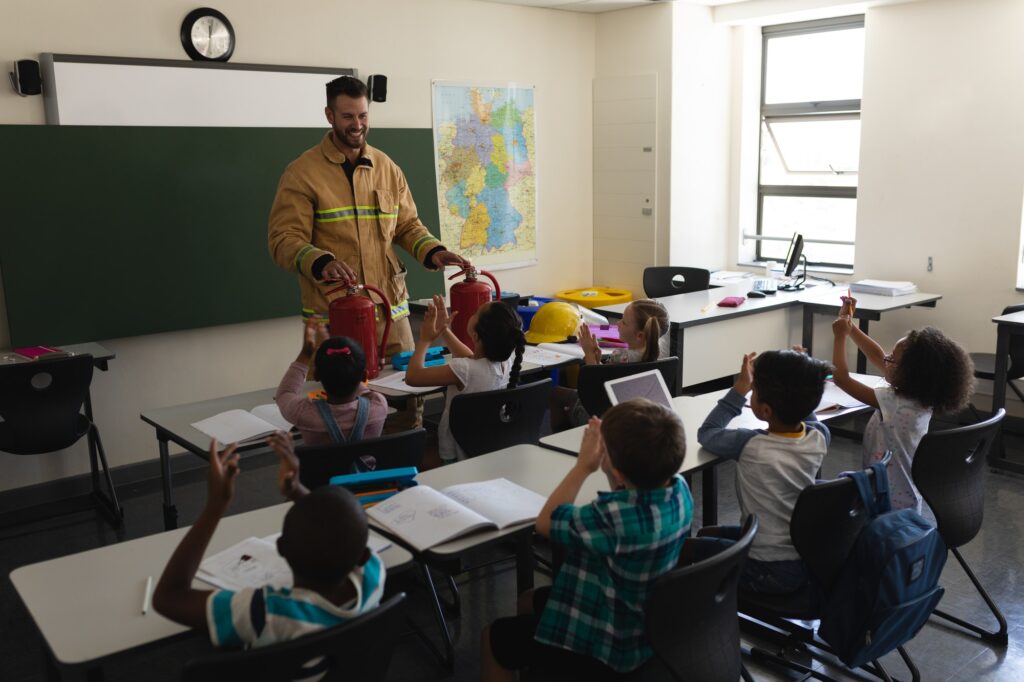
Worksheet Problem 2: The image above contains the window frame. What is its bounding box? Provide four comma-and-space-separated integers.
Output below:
754, 15, 865, 270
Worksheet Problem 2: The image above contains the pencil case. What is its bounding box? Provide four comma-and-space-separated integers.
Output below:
718, 296, 746, 307
330, 466, 418, 492
391, 347, 446, 370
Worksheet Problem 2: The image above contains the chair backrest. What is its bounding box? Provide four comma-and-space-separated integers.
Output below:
789, 453, 891, 593
449, 378, 552, 457
182, 593, 407, 682
296, 429, 426, 490
643, 267, 711, 298
0, 354, 94, 455
999, 303, 1024, 378
912, 409, 1005, 549
645, 515, 757, 682
576, 357, 679, 419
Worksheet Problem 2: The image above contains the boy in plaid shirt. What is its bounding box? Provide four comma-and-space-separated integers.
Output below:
482, 399, 693, 680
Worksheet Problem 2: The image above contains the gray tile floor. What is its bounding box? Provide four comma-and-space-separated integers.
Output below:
2, 431, 1023, 681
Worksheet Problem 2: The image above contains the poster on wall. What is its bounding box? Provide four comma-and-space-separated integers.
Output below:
431, 81, 537, 270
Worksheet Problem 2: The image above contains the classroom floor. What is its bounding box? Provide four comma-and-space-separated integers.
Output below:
3, 432, 1024, 682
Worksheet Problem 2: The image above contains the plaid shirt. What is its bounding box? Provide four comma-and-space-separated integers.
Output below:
535, 476, 693, 672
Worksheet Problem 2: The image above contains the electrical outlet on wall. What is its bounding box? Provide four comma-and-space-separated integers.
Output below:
927, 256, 933, 272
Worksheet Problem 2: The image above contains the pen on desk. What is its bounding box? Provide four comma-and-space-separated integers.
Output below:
142, 575, 153, 615
700, 303, 714, 314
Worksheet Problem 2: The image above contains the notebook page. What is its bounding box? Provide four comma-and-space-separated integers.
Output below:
191, 409, 278, 444
440, 478, 546, 530
522, 345, 580, 368
367, 486, 494, 552
196, 537, 292, 591
250, 403, 293, 433
368, 371, 443, 395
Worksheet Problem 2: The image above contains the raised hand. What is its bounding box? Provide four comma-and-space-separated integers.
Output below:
206, 440, 240, 511
734, 352, 756, 396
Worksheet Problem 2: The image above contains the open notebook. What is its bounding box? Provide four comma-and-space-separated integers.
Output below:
367, 478, 546, 552
191, 404, 293, 444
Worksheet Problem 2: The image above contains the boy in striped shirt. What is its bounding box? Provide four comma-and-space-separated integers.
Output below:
154, 435, 384, 677
482, 399, 693, 679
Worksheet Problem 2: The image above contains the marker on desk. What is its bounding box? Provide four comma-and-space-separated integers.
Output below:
142, 575, 154, 615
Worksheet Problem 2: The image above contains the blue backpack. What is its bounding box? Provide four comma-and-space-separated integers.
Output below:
817, 463, 946, 669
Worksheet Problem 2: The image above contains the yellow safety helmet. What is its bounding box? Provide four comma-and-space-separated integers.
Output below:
524, 302, 583, 344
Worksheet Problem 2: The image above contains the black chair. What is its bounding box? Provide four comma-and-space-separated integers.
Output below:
0, 354, 122, 525
740, 454, 922, 682
912, 409, 1008, 645
643, 267, 711, 298
295, 428, 426, 490
182, 593, 407, 682
449, 378, 552, 457
577, 357, 679, 419
640, 515, 758, 682
969, 304, 1024, 411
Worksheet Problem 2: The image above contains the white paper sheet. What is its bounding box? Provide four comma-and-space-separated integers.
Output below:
191, 409, 278, 444
522, 345, 580, 368
196, 537, 292, 591
441, 478, 546, 530
250, 403, 293, 433
367, 486, 494, 552
368, 371, 444, 395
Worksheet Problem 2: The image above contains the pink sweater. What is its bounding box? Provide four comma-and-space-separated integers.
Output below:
275, 362, 389, 447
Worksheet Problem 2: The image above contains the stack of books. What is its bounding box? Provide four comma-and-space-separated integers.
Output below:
849, 280, 918, 296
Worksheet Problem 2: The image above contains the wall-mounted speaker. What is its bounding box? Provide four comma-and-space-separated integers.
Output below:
10, 59, 42, 96
368, 74, 387, 103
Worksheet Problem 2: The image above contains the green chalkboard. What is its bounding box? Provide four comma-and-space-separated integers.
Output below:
0, 125, 443, 346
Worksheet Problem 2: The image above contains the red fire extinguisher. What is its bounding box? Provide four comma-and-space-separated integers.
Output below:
325, 283, 392, 380
448, 267, 501, 350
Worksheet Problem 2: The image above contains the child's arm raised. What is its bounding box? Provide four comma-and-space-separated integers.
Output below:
276, 319, 325, 420
536, 417, 604, 538
697, 353, 760, 458
152, 440, 239, 630
268, 431, 310, 501
832, 316, 879, 408
405, 298, 464, 388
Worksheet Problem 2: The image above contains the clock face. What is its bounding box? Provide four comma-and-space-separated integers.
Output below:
181, 8, 235, 62
190, 16, 232, 59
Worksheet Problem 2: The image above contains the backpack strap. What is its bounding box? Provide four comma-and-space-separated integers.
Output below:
845, 470, 880, 519
869, 461, 892, 514
313, 399, 347, 445
350, 395, 370, 442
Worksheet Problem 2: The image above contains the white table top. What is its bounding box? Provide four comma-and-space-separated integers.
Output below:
395, 444, 607, 557
993, 310, 1024, 326
9, 504, 412, 666
799, 287, 942, 313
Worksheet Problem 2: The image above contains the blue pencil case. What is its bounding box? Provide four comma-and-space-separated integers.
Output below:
330, 466, 418, 490
392, 347, 446, 370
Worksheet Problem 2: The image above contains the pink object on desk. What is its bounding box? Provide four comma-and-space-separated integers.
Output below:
717, 296, 746, 308
14, 345, 67, 360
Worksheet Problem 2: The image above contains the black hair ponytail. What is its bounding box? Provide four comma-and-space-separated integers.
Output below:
507, 329, 525, 389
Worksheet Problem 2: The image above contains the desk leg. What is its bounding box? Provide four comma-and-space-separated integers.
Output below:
670, 325, 684, 390
159, 437, 178, 530
989, 325, 1014, 471
856, 319, 870, 373
83, 393, 100, 494
702, 468, 718, 526
516, 532, 535, 594
802, 307, 815, 356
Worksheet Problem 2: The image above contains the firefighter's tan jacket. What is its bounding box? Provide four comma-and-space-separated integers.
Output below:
268, 133, 443, 319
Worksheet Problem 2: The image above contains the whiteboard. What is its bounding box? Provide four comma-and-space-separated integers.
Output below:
40, 54, 356, 127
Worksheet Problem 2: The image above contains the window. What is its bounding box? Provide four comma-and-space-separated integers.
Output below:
755, 16, 865, 269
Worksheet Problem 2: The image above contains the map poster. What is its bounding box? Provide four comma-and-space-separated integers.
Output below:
431, 82, 537, 270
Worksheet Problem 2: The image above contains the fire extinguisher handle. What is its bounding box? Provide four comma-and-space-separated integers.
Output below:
447, 268, 472, 281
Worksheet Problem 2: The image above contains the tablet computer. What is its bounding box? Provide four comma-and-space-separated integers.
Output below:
604, 369, 673, 410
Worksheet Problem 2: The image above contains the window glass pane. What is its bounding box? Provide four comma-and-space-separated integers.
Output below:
764, 28, 864, 104
760, 195, 856, 266
760, 117, 859, 186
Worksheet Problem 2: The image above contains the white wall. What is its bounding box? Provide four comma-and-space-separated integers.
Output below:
0, 0, 596, 491
855, 0, 1024, 359
671, 4, 733, 271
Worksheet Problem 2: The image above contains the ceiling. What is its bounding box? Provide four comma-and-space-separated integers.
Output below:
475, 0, 747, 15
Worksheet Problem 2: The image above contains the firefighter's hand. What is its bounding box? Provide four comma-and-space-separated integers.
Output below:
431, 250, 471, 271
321, 259, 358, 286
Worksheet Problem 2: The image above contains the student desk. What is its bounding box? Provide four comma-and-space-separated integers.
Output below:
593, 284, 941, 389
988, 310, 1024, 474
9, 503, 411, 681
539, 382, 874, 526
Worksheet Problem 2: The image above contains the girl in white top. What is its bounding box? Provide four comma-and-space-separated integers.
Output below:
406, 295, 526, 462
832, 297, 974, 512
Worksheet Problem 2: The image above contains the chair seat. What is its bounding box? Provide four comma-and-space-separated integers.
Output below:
969, 352, 996, 380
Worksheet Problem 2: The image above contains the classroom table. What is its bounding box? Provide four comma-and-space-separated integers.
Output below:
988, 310, 1024, 474
9, 503, 412, 681
593, 282, 942, 389
539, 380, 875, 526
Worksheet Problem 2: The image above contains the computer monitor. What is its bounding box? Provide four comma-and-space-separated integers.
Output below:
783, 233, 804, 277
778, 233, 806, 291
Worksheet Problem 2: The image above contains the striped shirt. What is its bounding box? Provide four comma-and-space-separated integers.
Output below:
206, 551, 385, 680
535, 476, 692, 672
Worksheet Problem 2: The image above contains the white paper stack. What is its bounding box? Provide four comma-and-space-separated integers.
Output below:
849, 280, 918, 296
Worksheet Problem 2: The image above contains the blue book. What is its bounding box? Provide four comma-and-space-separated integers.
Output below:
330, 466, 418, 488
